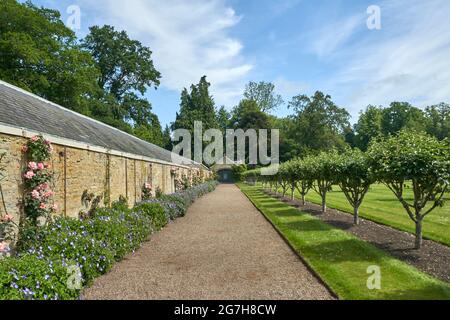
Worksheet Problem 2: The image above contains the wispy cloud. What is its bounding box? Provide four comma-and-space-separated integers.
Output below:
310, 14, 362, 58
78, 0, 252, 106
327, 0, 450, 116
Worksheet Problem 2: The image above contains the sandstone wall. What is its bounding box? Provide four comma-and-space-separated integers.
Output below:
0, 132, 208, 220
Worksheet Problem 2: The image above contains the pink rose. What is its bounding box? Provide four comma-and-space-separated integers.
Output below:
31, 136, 39, 142
43, 191, 54, 198
38, 183, 49, 190
24, 171, 35, 180
1, 214, 14, 222
52, 204, 58, 211
28, 162, 38, 170
39, 203, 47, 210
31, 190, 40, 199
44, 140, 51, 145
0, 242, 10, 253
37, 163, 45, 170
21, 145, 28, 153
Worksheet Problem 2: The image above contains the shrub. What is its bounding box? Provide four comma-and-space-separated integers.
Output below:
2, 180, 218, 300
20, 218, 115, 285
0, 255, 80, 300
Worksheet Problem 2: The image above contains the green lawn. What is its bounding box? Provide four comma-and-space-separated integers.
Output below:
272, 183, 450, 247
239, 184, 450, 300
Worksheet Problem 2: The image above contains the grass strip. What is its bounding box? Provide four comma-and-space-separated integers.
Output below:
271, 183, 450, 247
239, 183, 450, 300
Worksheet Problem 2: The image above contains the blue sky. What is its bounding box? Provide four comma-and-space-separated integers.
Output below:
31, 0, 450, 127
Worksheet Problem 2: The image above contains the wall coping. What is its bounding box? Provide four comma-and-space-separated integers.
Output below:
0, 122, 197, 170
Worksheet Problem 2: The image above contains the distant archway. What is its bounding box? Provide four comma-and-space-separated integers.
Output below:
217, 169, 234, 183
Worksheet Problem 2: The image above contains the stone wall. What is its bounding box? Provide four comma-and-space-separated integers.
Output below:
0, 132, 208, 220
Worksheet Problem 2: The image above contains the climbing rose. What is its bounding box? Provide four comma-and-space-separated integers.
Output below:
1, 214, 14, 222
37, 163, 45, 170
52, 204, 58, 211
0, 242, 10, 253
28, 162, 38, 170
39, 203, 46, 210
31, 136, 39, 142
21, 146, 28, 153
31, 190, 41, 199
37, 183, 49, 190
43, 190, 54, 198
24, 171, 35, 180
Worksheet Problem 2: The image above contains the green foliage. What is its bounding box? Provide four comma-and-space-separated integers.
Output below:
288, 91, 350, 153
172, 76, 218, 137
332, 149, 375, 224
0, 1, 165, 148
353, 105, 384, 151
425, 103, 450, 140
367, 131, 450, 248
22, 136, 56, 225
0, 0, 100, 115
243, 81, 283, 113
229, 99, 271, 130
381, 102, 427, 136
0, 255, 80, 300
231, 164, 248, 181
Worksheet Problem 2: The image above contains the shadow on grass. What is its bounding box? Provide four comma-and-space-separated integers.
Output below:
296, 238, 385, 264
379, 285, 450, 300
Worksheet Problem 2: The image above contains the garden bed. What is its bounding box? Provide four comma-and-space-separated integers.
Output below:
0, 181, 218, 300
266, 190, 450, 283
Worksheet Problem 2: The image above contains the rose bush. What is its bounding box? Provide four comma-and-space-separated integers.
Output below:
22, 135, 57, 225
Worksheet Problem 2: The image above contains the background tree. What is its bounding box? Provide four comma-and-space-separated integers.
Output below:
381, 102, 426, 135
353, 105, 384, 151
243, 81, 284, 113
368, 131, 450, 249
172, 76, 218, 159
288, 91, 350, 154
82, 25, 164, 145
0, 0, 100, 114
425, 103, 450, 140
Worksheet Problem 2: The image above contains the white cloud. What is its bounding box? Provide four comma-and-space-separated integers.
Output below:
310, 14, 362, 58
327, 0, 450, 117
78, 0, 252, 106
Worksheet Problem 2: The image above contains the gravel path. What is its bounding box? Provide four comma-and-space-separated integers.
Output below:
83, 184, 334, 300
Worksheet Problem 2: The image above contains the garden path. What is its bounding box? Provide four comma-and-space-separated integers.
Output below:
83, 184, 334, 300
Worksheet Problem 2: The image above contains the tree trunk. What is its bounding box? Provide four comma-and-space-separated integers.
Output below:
321, 192, 327, 213
354, 205, 360, 225
415, 219, 423, 249
301, 194, 306, 206
291, 189, 295, 200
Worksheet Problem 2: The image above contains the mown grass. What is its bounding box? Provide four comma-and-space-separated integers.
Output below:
238, 184, 450, 300
271, 183, 450, 247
